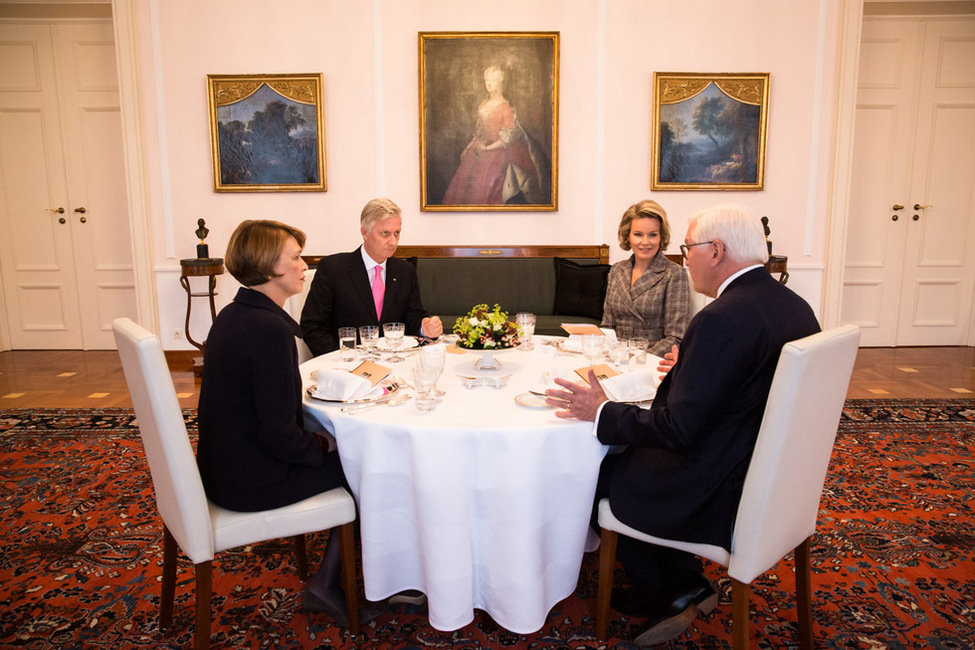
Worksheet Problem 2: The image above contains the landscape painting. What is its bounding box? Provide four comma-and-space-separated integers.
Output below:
651, 72, 769, 191
207, 73, 326, 192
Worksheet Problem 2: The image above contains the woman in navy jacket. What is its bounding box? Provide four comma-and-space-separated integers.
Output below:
197, 220, 355, 626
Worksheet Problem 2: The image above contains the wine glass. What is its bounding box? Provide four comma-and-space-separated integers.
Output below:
420, 344, 447, 399
414, 349, 443, 411
515, 312, 536, 350
382, 322, 406, 362
359, 325, 379, 359
581, 333, 604, 367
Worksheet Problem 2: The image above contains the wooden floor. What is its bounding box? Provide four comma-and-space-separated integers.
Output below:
1, 346, 974, 409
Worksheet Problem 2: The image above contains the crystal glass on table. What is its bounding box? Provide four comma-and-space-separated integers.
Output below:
338, 327, 357, 362
581, 333, 604, 366
515, 312, 536, 351
382, 321, 406, 362
420, 343, 447, 399
413, 352, 442, 411
359, 325, 380, 359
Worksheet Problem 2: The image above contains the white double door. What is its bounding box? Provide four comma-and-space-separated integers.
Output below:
0, 20, 135, 350
842, 17, 975, 347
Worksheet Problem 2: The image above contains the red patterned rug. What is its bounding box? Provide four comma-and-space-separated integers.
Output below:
1, 399, 973, 649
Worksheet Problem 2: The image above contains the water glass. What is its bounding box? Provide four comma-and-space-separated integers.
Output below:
359, 325, 379, 359
382, 322, 406, 362
629, 338, 648, 364
581, 333, 604, 365
420, 344, 447, 399
338, 327, 357, 362
515, 312, 536, 350
607, 339, 627, 367
413, 360, 440, 411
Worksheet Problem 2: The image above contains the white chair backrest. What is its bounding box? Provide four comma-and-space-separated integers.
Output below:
728, 323, 860, 584
113, 318, 215, 564
685, 267, 709, 320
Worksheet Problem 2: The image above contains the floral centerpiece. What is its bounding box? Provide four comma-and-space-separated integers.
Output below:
453, 303, 521, 350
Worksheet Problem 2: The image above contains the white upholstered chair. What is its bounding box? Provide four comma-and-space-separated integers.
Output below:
112, 318, 360, 649
595, 324, 861, 648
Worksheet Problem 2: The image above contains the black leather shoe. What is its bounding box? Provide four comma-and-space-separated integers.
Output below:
302, 588, 381, 627
610, 585, 657, 617
631, 576, 718, 646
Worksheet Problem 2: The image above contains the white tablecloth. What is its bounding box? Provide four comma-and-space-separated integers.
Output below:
300, 339, 614, 633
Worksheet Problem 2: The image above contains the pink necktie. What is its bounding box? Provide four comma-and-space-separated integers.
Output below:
372, 265, 385, 319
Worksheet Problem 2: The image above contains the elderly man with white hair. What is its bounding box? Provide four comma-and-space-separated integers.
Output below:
546, 204, 821, 646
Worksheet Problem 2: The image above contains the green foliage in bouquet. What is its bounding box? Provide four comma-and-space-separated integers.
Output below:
453, 303, 521, 350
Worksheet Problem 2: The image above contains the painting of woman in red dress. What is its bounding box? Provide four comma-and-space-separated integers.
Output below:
442, 66, 548, 206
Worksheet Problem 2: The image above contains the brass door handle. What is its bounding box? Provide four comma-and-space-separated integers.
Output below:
74, 207, 86, 213
47, 207, 65, 214
892, 204, 904, 210
913, 203, 932, 210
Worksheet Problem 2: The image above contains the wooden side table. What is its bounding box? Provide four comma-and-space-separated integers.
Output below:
766, 255, 789, 284
179, 258, 224, 374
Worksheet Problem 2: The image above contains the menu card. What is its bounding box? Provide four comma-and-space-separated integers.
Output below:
561, 323, 604, 336
574, 364, 619, 384
350, 360, 391, 386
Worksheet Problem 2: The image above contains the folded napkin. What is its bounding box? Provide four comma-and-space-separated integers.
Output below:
313, 368, 384, 401
600, 367, 661, 403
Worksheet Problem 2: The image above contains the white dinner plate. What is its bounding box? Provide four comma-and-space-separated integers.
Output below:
514, 392, 553, 409
376, 335, 419, 351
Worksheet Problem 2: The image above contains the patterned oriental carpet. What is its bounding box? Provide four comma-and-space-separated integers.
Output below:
1, 399, 973, 649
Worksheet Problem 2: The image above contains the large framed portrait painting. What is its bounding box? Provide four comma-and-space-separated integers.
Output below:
652, 72, 769, 191
207, 73, 326, 192
420, 32, 559, 211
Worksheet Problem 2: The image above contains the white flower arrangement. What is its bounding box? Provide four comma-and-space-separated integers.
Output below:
453, 303, 521, 350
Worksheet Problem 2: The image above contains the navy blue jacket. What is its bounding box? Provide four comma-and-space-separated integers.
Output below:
197, 288, 343, 512
597, 268, 821, 549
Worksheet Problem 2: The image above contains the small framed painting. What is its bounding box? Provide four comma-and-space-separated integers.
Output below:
651, 72, 769, 191
207, 73, 326, 192
419, 32, 559, 211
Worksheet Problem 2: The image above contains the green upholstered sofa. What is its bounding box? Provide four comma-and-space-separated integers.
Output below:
300, 244, 612, 337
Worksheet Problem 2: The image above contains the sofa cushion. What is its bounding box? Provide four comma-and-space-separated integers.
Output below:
553, 257, 611, 321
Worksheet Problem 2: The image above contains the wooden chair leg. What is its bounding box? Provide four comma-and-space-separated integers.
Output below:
595, 528, 618, 640
731, 578, 750, 650
292, 534, 308, 581
795, 536, 814, 650
160, 525, 177, 629
338, 522, 360, 634
194, 561, 212, 650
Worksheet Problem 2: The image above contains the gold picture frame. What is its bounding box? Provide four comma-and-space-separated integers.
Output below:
651, 72, 769, 191
419, 32, 559, 211
207, 73, 326, 192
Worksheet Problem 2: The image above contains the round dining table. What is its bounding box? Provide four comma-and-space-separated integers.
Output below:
300, 337, 617, 633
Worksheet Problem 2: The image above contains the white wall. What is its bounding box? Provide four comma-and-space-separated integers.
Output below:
125, 0, 845, 349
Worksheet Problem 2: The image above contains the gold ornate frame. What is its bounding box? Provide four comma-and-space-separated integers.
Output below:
419, 32, 559, 211
207, 73, 326, 192
651, 72, 769, 191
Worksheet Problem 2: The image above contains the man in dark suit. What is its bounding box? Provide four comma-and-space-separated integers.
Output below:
300, 198, 443, 356
546, 204, 820, 646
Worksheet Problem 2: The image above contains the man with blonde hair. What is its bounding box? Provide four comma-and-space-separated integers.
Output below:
547, 204, 820, 646
301, 198, 442, 356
